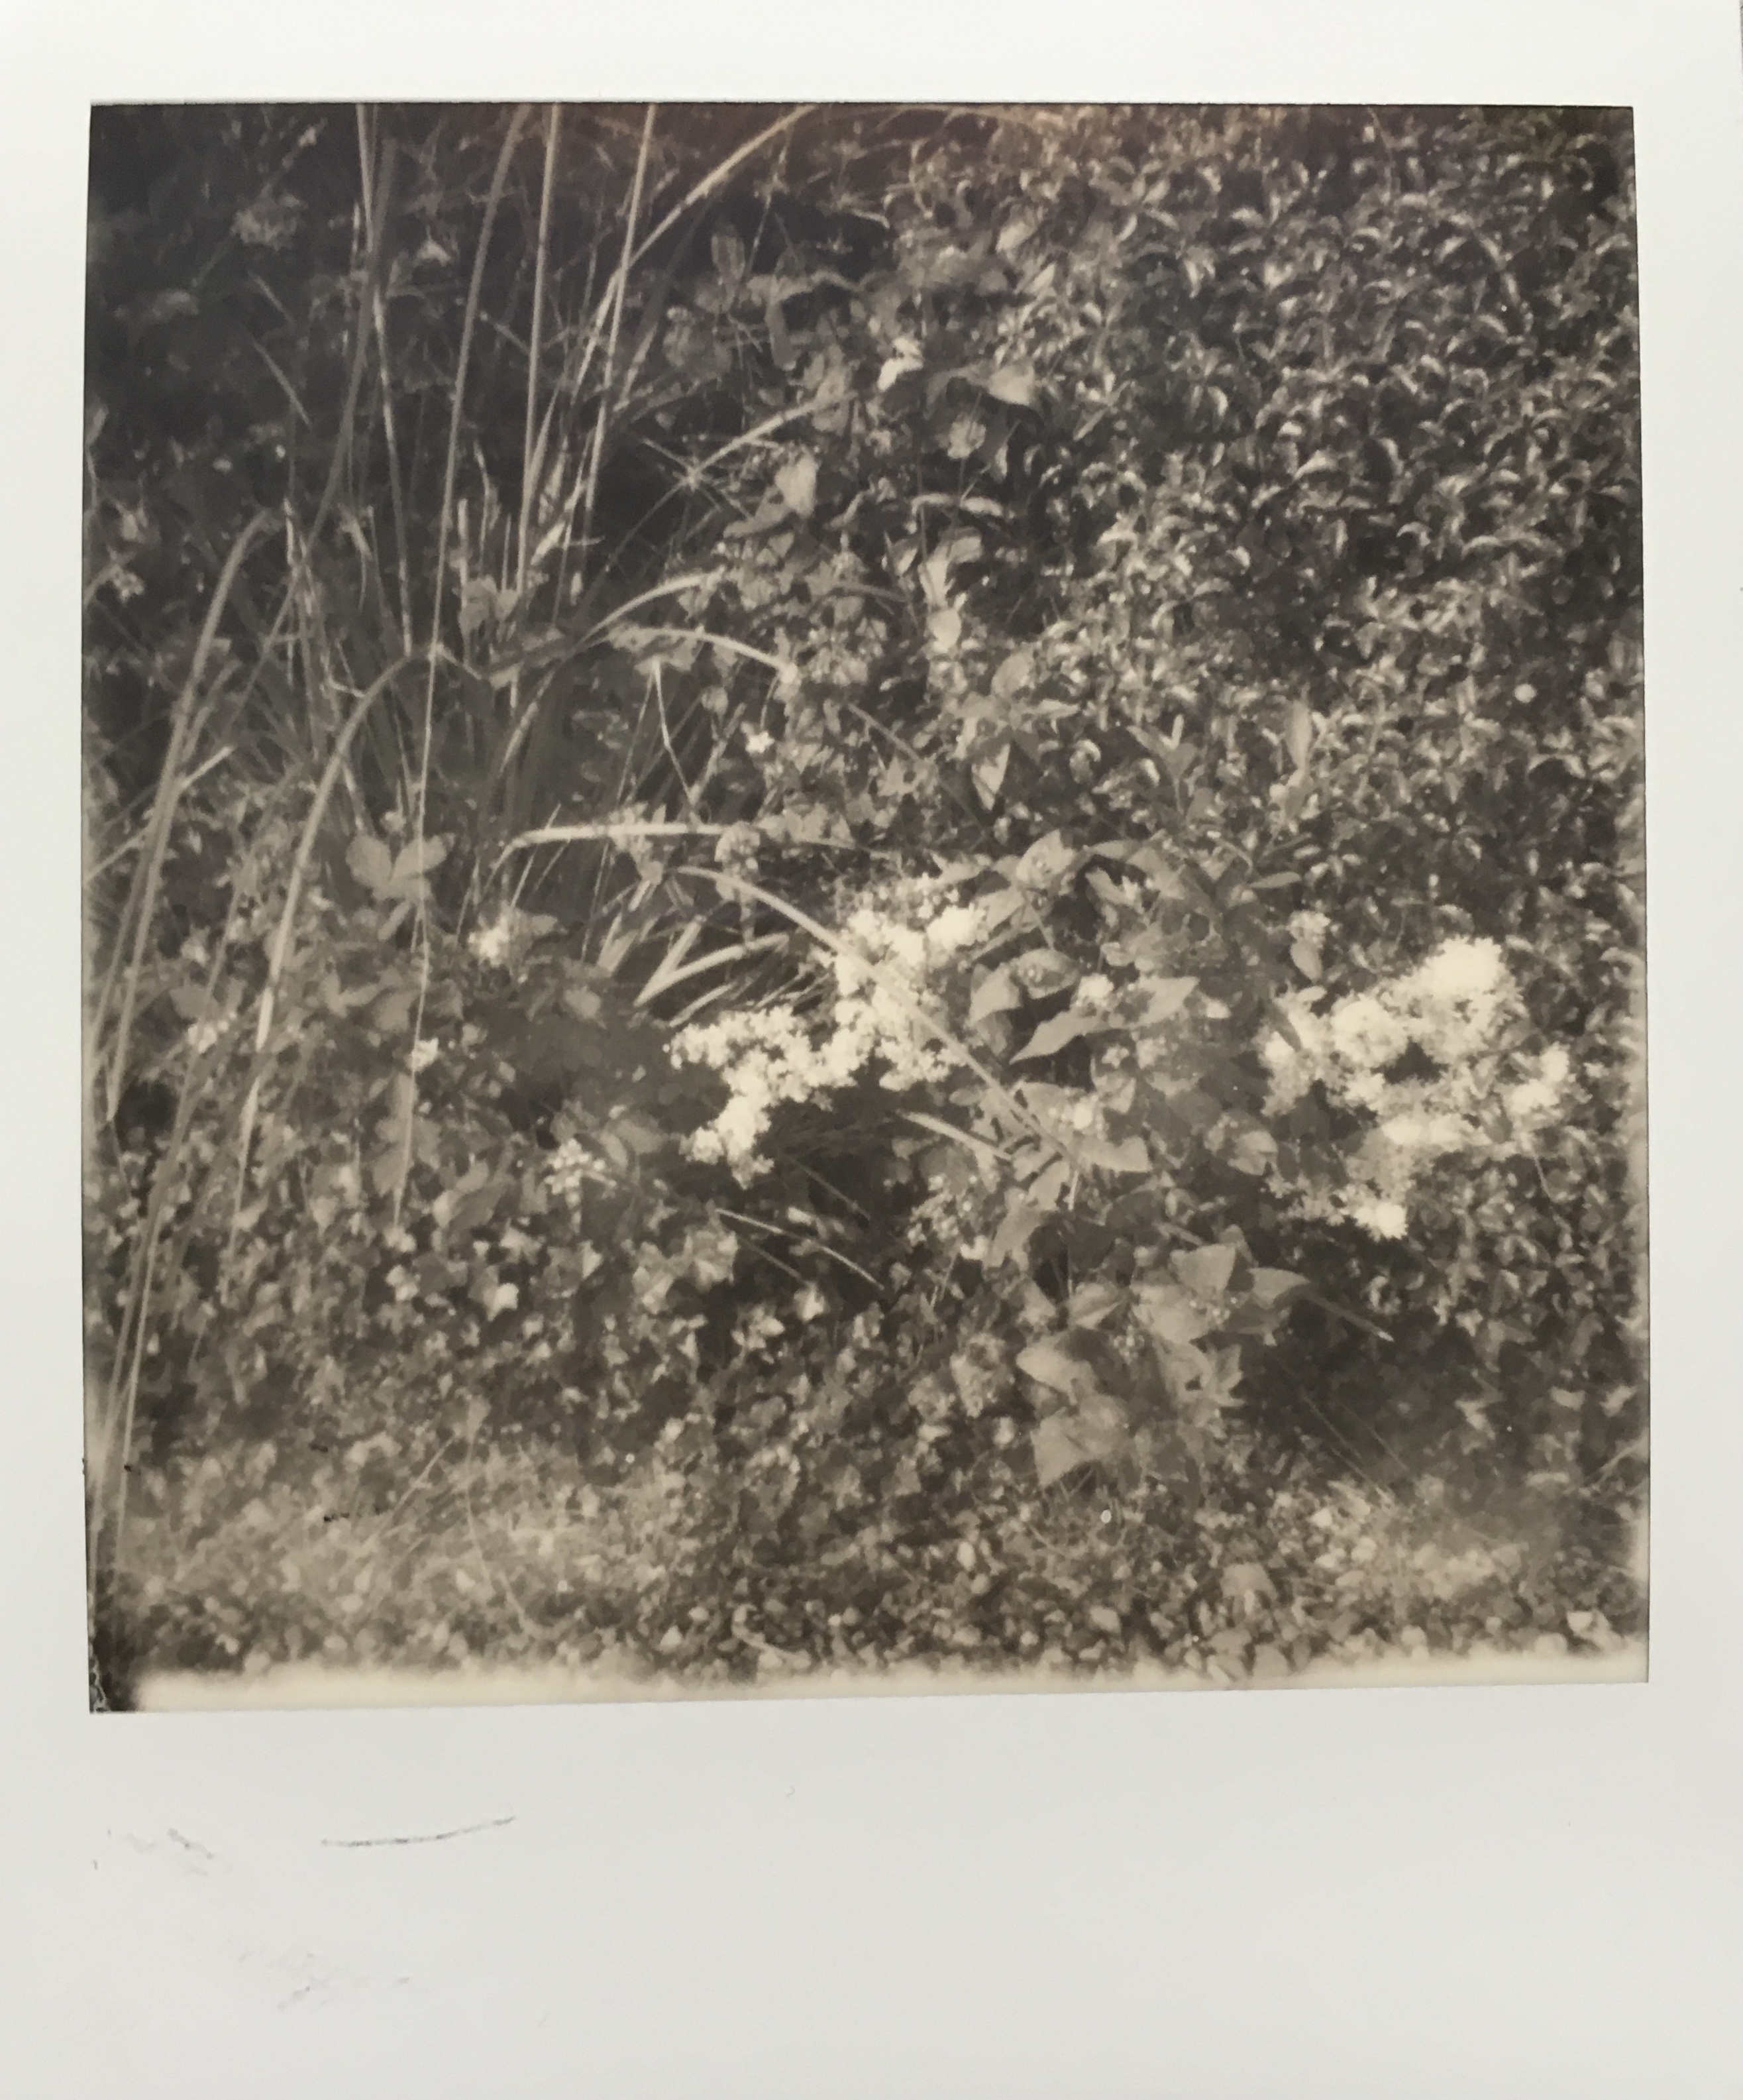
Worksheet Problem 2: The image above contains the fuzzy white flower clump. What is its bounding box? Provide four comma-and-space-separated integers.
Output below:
673, 879, 988, 1178
468, 903, 556, 971
1263, 938, 1571, 1240
545, 1136, 600, 1207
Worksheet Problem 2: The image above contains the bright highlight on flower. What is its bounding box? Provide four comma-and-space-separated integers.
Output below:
468, 903, 556, 971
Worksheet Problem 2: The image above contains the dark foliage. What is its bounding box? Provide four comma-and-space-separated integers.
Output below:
83, 103, 1644, 1693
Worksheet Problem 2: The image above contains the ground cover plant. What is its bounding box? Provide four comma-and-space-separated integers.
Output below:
82, 102, 1646, 1706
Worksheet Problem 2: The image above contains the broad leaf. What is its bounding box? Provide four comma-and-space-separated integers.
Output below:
1013, 1009, 1104, 1062
986, 360, 1039, 408
928, 605, 962, 652
1223, 1123, 1278, 1176
390, 835, 450, 887
973, 739, 1011, 807
988, 1196, 1047, 1269
1010, 948, 1081, 997
969, 966, 1022, 1025
1014, 830, 1078, 893
1015, 1339, 1094, 1399
1031, 1414, 1092, 1488
1249, 1268, 1308, 1308
1173, 1243, 1238, 1298
1025, 1159, 1072, 1211
1134, 1283, 1216, 1347
1074, 1133, 1150, 1174
991, 647, 1034, 699
1066, 1278, 1124, 1329
1135, 976, 1197, 1026
1031, 1395, 1128, 1486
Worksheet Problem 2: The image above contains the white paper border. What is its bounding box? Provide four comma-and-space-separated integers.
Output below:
4, 5, 1740, 2095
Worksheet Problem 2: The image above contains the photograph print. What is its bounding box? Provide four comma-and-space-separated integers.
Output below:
81, 101, 1646, 1708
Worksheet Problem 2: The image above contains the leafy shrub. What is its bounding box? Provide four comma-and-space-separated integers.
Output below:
83, 102, 1644, 1699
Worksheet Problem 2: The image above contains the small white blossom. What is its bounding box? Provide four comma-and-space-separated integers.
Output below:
926, 903, 983, 956
470, 918, 513, 966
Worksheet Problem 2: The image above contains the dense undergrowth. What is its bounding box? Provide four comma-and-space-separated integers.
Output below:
83, 103, 1645, 1704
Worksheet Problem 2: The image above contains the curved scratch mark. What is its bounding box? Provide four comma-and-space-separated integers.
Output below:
321, 1814, 516, 1850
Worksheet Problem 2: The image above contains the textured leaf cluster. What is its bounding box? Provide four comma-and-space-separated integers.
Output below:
83, 103, 1644, 1699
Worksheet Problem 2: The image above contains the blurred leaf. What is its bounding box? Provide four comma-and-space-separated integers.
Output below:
1067, 1278, 1124, 1328
1010, 948, 1081, 995
1031, 1395, 1127, 1486
1016, 1338, 1095, 1399
1134, 1282, 1216, 1347
973, 738, 1011, 807
370, 989, 415, 1036
969, 966, 1022, 1024
1075, 1133, 1150, 1175
710, 226, 746, 288
985, 360, 1039, 408
1135, 976, 1196, 1026
989, 1195, 1047, 1268
991, 647, 1034, 699
1173, 1243, 1238, 1298
169, 983, 217, 1022
1222, 1123, 1277, 1177
390, 835, 450, 888
775, 452, 818, 518
1013, 830, 1079, 893
1014, 1009, 1104, 1062
346, 833, 394, 894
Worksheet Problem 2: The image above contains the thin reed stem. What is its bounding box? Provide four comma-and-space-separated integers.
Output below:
229, 655, 420, 1251
517, 105, 562, 612
94, 512, 275, 1123
578, 105, 655, 596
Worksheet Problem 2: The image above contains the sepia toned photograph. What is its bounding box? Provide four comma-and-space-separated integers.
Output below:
81, 100, 1647, 1711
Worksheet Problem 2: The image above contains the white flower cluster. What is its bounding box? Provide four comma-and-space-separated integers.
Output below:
186, 1015, 232, 1058
468, 903, 555, 971
546, 1136, 602, 1208
673, 881, 989, 1178
1263, 938, 1571, 1240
